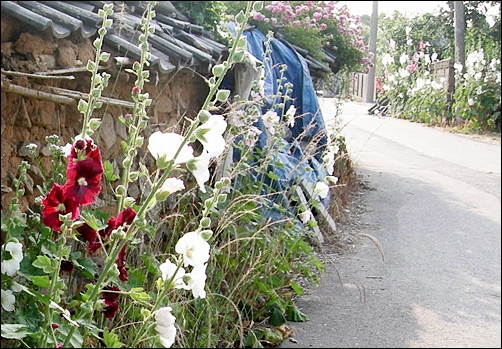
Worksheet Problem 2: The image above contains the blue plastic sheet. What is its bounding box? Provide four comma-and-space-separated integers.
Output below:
226, 25, 331, 222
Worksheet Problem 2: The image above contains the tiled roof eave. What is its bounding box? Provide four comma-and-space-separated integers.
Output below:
2, 1, 229, 74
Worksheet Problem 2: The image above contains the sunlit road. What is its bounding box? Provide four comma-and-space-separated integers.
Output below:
281, 100, 501, 348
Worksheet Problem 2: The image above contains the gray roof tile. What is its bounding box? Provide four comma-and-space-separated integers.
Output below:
1, 1, 228, 74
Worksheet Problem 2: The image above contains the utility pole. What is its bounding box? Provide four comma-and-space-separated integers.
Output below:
365, 1, 378, 103
454, 1, 465, 77
454, 1, 465, 123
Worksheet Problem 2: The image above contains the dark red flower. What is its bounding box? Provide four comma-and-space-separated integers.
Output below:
102, 286, 120, 304
102, 208, 137, 240
102, 301, 119, 319
117, 245, 128, 282
63, 153, 103, 206
60, 260, 74, 273
69, 138, 95, 160
41, 184, 80, 232
101, 286, 120, 319
76, 223, 101, 253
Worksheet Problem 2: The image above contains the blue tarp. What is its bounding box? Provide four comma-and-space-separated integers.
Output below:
243, 29, 328, 162
225, 25, 331, 220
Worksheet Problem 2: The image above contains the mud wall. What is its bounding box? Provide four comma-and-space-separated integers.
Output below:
1, 14, 209, 211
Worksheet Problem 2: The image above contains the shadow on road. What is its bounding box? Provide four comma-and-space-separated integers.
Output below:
279, 166, 501, 348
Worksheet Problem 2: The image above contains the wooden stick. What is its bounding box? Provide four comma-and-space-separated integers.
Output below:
33, 66, 106, 75
50, 86, 134, 108
1, 81, 75, 105
2, 81, 134, 109
1, 69, 75, 80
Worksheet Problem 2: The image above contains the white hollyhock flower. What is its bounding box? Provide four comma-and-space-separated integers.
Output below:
159, 259, 187, 289
1, 241, 23, 276
161, 178, 185, 194
156, 178, 185, 201
326, 176, 339, 185
285, 105, 296, 127
314, 182, 330, 199
175, 232, 210, 268
148, 131, 194, 166
156, 307, 177, 348
262, 110, 280, 135
1, 289, 15, 312
185, 263, 208, 299
299, 210, 313, 224
61, 143, 73, 157
187, 151, 212, 193
323, 151, 336, 175
194, 114, 227, 158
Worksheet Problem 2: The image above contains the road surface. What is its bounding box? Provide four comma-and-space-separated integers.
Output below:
280, 100, 501, 348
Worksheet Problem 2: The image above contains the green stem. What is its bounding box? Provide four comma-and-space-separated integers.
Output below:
117, 2, 156, 213
80, 9, 113, 138
39, 237, 65, 347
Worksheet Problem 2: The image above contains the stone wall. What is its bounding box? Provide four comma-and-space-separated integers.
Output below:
1, 14, 209, 211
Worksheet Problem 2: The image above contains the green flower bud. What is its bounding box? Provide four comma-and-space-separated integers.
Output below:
80, 303, 93, 314
200, 229, 213, 241
129, 171, 139, 182
116, 185, 126, 196
199, 217, 211, 229
156, 156, 171, 170
124, 197, 136, 208
108, 263, 120, 279
217, 193, 227, 204
141, 308, 151, 320
198, 110, 211, 123
212, 64, 225, 77
88, 118, 102, 131
100, 52, 111, 62
110, 227, 126, 240
216, 89, 230, 102
253, 1, 264, 11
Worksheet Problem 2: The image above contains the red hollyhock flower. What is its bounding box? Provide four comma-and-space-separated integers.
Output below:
106, 208, 136, 282
103, 208, 137, 237
117, 245, 128, 282
101, 286, 120, 319
76, 223, 101, 253
60, 260, 74, 273
64, 158, 103, 206
70, 138, 94, 159
102, 302, 118, 319
41, 183, 80, 232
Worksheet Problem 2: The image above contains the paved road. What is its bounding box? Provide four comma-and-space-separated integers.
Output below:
280, 100, 501, 348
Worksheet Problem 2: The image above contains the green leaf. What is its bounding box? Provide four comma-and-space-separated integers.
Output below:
58, 324, 83, 348
261, 328, 284, 346
285, 301, 308, 322
267, 171, 279, 181
75, 257, 99, 279
1, 324, 32, 340
244, 329, 264, 348
32, 255, 57, 274
102, 328, 124, 348
268, 305, 286, 327
289, 280, 304, 296
30, 275, 51, 288
129, 287, 151, 304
